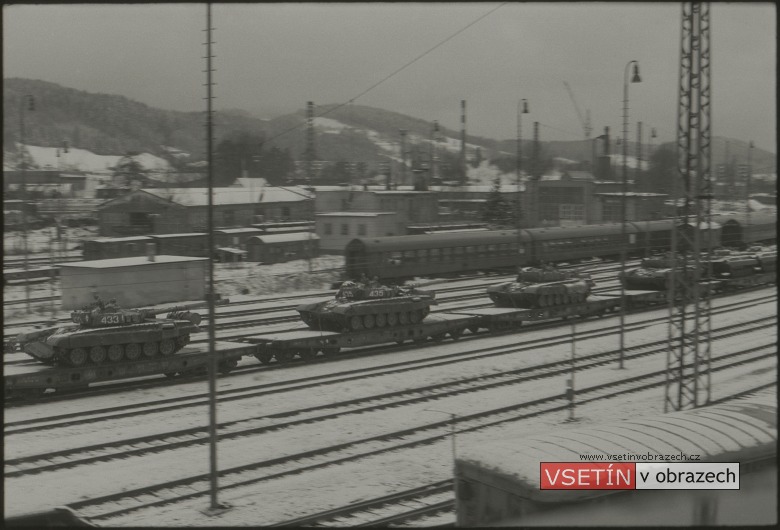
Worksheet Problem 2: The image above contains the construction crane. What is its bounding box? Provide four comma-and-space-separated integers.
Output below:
563, 81, 592, 140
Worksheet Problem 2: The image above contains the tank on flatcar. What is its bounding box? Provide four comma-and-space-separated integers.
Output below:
14, 297, 201, 367
620, 255, 702, 291
296, 279, 436, 332
486, 266, 594, 308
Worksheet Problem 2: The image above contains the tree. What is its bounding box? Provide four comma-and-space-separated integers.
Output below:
112, 152, 149, 188
481, 177, 515, 227
214, 130, 266, 187
643, 145, 676, 195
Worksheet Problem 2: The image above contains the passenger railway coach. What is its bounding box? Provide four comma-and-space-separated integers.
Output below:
455, 391, 777, 526
345, 213, 776, 281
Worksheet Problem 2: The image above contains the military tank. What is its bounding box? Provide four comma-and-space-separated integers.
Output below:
486, 266, 594, 308
620, 255, 703, 291
14, 298, 203, 367
296, 280, 437, 332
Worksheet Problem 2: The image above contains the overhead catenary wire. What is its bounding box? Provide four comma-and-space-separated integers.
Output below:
260, 2, 508, 146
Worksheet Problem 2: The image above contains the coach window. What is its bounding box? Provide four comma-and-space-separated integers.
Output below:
403, 250, 416, 263
430, 248, 441, 261
358, 224, 367, 236
488, 244, 497, 255
499, 243, 510, 255
465, 245, 476, 255
341, 224, 349, 236
417, 249, 428, 262
324, 223, 333, 235
453, 246, 464, 257
442, 247, 452, 259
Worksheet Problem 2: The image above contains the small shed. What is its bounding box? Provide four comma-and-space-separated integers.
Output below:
60, 255, 207, 309
246, 233, 320, 263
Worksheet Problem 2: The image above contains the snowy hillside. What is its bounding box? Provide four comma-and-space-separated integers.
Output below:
11, 144, 172, 174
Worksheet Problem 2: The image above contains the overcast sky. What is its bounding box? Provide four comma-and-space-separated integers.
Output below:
3, 2, 776, 154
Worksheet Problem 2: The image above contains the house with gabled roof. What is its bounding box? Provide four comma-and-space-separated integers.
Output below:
95, 186, 313, 236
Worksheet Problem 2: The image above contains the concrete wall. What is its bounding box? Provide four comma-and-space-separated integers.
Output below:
60, 257, 207, 309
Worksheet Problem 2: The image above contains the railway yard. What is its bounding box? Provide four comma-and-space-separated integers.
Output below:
3, 254, 777, 526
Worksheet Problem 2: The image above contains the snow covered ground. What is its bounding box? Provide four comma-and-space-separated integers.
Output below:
14, 144, 171, 174
3, 287, 775, 524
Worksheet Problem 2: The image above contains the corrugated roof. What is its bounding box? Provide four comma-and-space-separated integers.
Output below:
457, 391, 777, 503
316, 212, 396, 217
141, 186, 312, 206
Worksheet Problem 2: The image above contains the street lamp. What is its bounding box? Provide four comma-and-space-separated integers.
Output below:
19, 94, 35, 314
517, 99, 529, 228
619, 60, 641, 368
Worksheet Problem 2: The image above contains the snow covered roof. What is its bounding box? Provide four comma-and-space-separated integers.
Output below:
62, 255, 207, 268
141, 186, 312, 206
457, 391, 776, 503
248, 233, 320, 244
316, 211, 396, 217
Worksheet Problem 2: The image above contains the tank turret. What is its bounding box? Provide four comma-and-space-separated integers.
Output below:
297, 280, 437, 332
15, 298, 205, 367
486, 266, 594, 308
620, 255, 702, 290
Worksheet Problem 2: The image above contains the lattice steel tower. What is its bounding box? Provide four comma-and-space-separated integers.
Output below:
305, 101, 316, 184
664, 2, 713, 412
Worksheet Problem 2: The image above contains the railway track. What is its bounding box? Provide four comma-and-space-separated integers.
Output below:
56, 343, 775, 524
269, 479, 455, 527
7, 268, 617, 352
268, 382, 777, 528
5, 288, 773, 403
6, 310, 774, 477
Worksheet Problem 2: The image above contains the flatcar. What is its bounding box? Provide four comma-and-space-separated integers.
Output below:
455, 391, 777, 526
345, 213, 776, 282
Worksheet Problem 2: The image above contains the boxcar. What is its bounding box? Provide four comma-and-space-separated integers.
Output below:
455, 391, 777, 527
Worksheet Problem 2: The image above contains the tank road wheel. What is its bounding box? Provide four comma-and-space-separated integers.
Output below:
298, 348, 317, 361
363, 314, 376, 329
89, 345, 107, 364
387, 313, 399, 327
375, 313, 387, 328
68, 348, 89, 367
106, 344, 124, 362
398, 312, 410, 325
468, 325, 480, 335
350, 315, 364, 331
143, 342, 158, 358
219, 358, 238, 374
255, 351, 273, 364
275, 350, 295, 363
159, 339, 176, 356
410, 309, 423, 324
175, 335, 190, 352
125, 343, 141, 361
449, 329, 462, 341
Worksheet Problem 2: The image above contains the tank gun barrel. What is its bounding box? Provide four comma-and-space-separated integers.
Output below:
142, 298, 230, 315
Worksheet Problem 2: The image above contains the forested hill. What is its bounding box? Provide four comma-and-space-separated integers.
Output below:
4, 78, 776, 173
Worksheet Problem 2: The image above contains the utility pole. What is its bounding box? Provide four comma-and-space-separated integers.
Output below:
19, 94, 35, 314
460, 100, 467, 185
204, 3, 225, 512
399, 129, 408, 186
